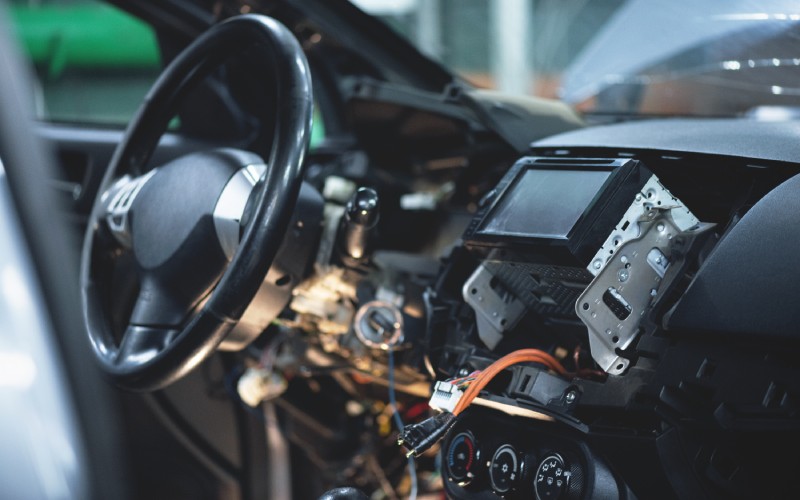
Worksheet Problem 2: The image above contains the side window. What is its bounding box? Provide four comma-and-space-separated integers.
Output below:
9, 0, 328, 146
9, 0, 161, 126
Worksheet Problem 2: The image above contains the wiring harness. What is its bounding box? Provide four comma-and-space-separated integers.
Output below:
398, 348, 571, 457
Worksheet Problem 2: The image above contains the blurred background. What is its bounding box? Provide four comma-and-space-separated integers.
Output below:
353, 0, 623, 99
9, 0, 161, 124
7, 0, 624, 126
354, 0, 800, 119
9, 0, 800, 124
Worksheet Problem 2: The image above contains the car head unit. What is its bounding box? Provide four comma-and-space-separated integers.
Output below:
463, 157, 651, 266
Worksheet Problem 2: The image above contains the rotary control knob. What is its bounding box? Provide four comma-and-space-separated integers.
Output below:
489, 444, 520, 495
445, 431, 480, 486
534, 453, 583, 500
535, 454, 566, 499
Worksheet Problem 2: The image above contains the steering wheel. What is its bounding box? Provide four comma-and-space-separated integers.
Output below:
80, 14, 313, 391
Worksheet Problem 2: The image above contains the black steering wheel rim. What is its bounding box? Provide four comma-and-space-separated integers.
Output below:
80, 14, 313, 391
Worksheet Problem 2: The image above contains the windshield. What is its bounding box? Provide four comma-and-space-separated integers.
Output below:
352, 0, 800, 119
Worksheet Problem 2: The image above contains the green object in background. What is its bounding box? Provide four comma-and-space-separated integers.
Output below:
311, 107, 325, 148
8, 0, 325, 146
10, 3, 161, 79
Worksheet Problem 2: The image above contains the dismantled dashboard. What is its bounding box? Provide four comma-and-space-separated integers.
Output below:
225, 135, 800, 498
417, 150, 800, 499
26, 3, 800, 498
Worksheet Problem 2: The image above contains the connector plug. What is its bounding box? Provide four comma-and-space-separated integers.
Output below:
428, 381, 464, 413
397, 411, 457, 457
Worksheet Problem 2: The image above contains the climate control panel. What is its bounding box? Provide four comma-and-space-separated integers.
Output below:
441, 408, 625, 499
446, 431, 481, 486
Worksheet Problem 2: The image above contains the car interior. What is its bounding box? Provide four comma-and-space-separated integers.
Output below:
2, 1, 800, 499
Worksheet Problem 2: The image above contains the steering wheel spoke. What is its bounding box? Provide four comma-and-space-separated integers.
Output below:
103, 170, 157, 248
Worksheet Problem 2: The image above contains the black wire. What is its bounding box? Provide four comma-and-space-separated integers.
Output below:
388, 350, 418, 499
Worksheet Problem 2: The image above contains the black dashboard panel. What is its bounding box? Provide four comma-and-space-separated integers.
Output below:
532, 118, 800, 163
668, 171, 800, 339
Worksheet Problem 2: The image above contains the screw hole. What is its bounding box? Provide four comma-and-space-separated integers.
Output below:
582, 302, 589, 311
616, 363, 624, 371
471, 288, 477, 295
612, 336, 619, 343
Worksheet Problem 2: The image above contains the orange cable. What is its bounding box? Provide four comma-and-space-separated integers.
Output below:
452, 349, 567, 415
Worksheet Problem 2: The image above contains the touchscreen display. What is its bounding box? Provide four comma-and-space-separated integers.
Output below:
480, 168, 612, 239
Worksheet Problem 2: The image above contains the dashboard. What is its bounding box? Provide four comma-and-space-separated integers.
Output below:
411, 120, 800, 499
289, 117, 800, 499
60, 91, 800, 497
15, 2, 800, 498
57, 57, 800, 497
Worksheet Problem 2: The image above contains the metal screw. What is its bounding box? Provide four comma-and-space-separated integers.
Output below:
617, 269, 630, 282
593, 260, 602, 270
565, 390, 578, 404
657, 223, 665, 232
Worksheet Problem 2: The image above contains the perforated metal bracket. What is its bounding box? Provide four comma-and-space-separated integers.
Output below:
577, 207, 713, 375
588, 175, 699, 276
463, 264, 526, 350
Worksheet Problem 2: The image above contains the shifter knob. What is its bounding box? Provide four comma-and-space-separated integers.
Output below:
341, 187, 379, 260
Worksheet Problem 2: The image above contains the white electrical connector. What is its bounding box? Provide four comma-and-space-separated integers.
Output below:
428, 381, 464, 413
237, 367, 288, 407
